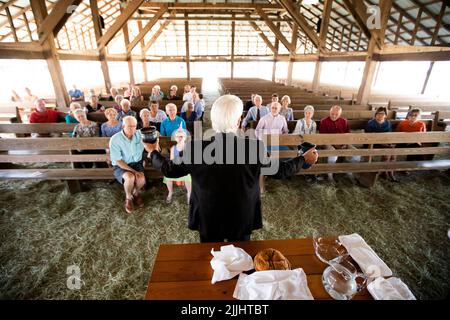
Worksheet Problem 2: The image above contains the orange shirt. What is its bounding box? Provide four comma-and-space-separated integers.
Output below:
395, 120, 426, 133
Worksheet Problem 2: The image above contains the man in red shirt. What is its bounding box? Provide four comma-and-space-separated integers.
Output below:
319, 105, 361, 181
29, 99, 60, 123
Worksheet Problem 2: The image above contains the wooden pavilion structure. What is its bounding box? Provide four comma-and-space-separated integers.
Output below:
0, 0, 449, 108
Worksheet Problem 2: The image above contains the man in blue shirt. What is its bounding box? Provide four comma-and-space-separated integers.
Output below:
68, 85, 84, 102
160, 103, 186, 137
109, 116, 146, 214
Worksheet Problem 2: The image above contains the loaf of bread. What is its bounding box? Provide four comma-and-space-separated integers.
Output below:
254, 248, 291, 271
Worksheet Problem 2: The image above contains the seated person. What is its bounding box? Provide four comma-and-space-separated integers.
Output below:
24, 87, 38, 105
266, 94, 279, 108
123, 83, 133, 99
114, 95, 124, 112
293, 105, 317, 135
109, 116, 146, 214
160, 103, 186, 137
182, 85, 192, 102
319, 105, 361, 181
167, 85, 180, 100
72, 109, 105, 169
29, 99, 62, 124
86, 95, 105, 113
181, 102, 198, 122
365, 107, 397, 182
68, 85, 84, 102
395, 108, 427, 162
241, 94, 269, 129
130, 86, 144, 104
150, 85, 164, 102
148, 101, 167, 123
244, 94, 256, 113
116, 99, 137, 123
138, 108, 152, 129
65, 102, 82, 124
108, 87, 119, 101
193, 93, 205, 121
280, 95, 294, 121
101, 108, 122, 137
255, 102, 288, 141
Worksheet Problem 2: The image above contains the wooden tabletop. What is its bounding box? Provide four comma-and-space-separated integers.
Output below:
145, 238, 372, 300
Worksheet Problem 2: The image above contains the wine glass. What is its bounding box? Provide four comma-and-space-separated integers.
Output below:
313, 231, 348, 264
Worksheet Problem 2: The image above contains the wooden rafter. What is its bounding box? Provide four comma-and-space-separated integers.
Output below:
319, 0, 333, 51
277, 0, 322, 52
97, 0, 145, 50
126, 5, 166, 54
36, 0, 81, 44
141, 10, 176, 54
341, 0, 372, 43
256, 7, 293, 53
246, 13, 277, 54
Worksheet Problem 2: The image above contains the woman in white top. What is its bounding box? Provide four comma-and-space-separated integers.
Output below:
293, 105, 317, 135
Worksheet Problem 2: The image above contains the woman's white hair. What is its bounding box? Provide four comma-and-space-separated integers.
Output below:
304, 105, 315, 113
211, 95, 243, 133
139, 108, 150, 118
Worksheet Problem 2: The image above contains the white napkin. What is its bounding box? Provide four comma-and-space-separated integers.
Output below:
368, 277, 416, 300
338, 233, 393, 277
210, 244, 254, 284
233, 268, 314, 300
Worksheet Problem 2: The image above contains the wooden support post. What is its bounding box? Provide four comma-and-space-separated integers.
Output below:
312, 61, 322, 93
137, 20, 148, 82
31, 0, 70, 109
357, 39, 378, 106
272, 21, 280, 83
185, 13, 191, 80
90, 0, 111, 93
231, 14, 235, 79
122, 19, 135, 85
287, 23, 298, 86
421, 61, 434, 95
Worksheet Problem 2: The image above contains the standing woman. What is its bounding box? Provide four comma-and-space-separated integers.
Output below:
365, 107, 397, 182
280, 95, 294, 121
293, 105, 317, 135
163, 127, 192, 204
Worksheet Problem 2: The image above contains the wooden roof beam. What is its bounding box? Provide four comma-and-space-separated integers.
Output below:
341, 0, 372, 43
141, 2, 283, 10
0, 0, 18, 12
126, 5, 167, 54
141, 10, 176, 54
97, 0, 145, 50
277, 0, 322, 52
319, 0, 333, 51
36, 0, 82, 44
247, 19, 277, 54
256, 7, 294, 53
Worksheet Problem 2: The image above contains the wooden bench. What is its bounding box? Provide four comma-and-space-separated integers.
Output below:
0, 123, 177, 193
264, 131, 450, 187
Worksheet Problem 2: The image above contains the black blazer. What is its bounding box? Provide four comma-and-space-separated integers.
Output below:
150, 133, 305, 240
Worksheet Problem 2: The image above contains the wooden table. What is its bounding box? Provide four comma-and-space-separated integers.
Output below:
145, 238, 372, 300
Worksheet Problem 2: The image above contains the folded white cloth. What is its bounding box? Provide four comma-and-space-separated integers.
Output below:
368, 277, 416, 300
338, 233, 393, 277
233, 268, 314, 300
210, 244, 254, 284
